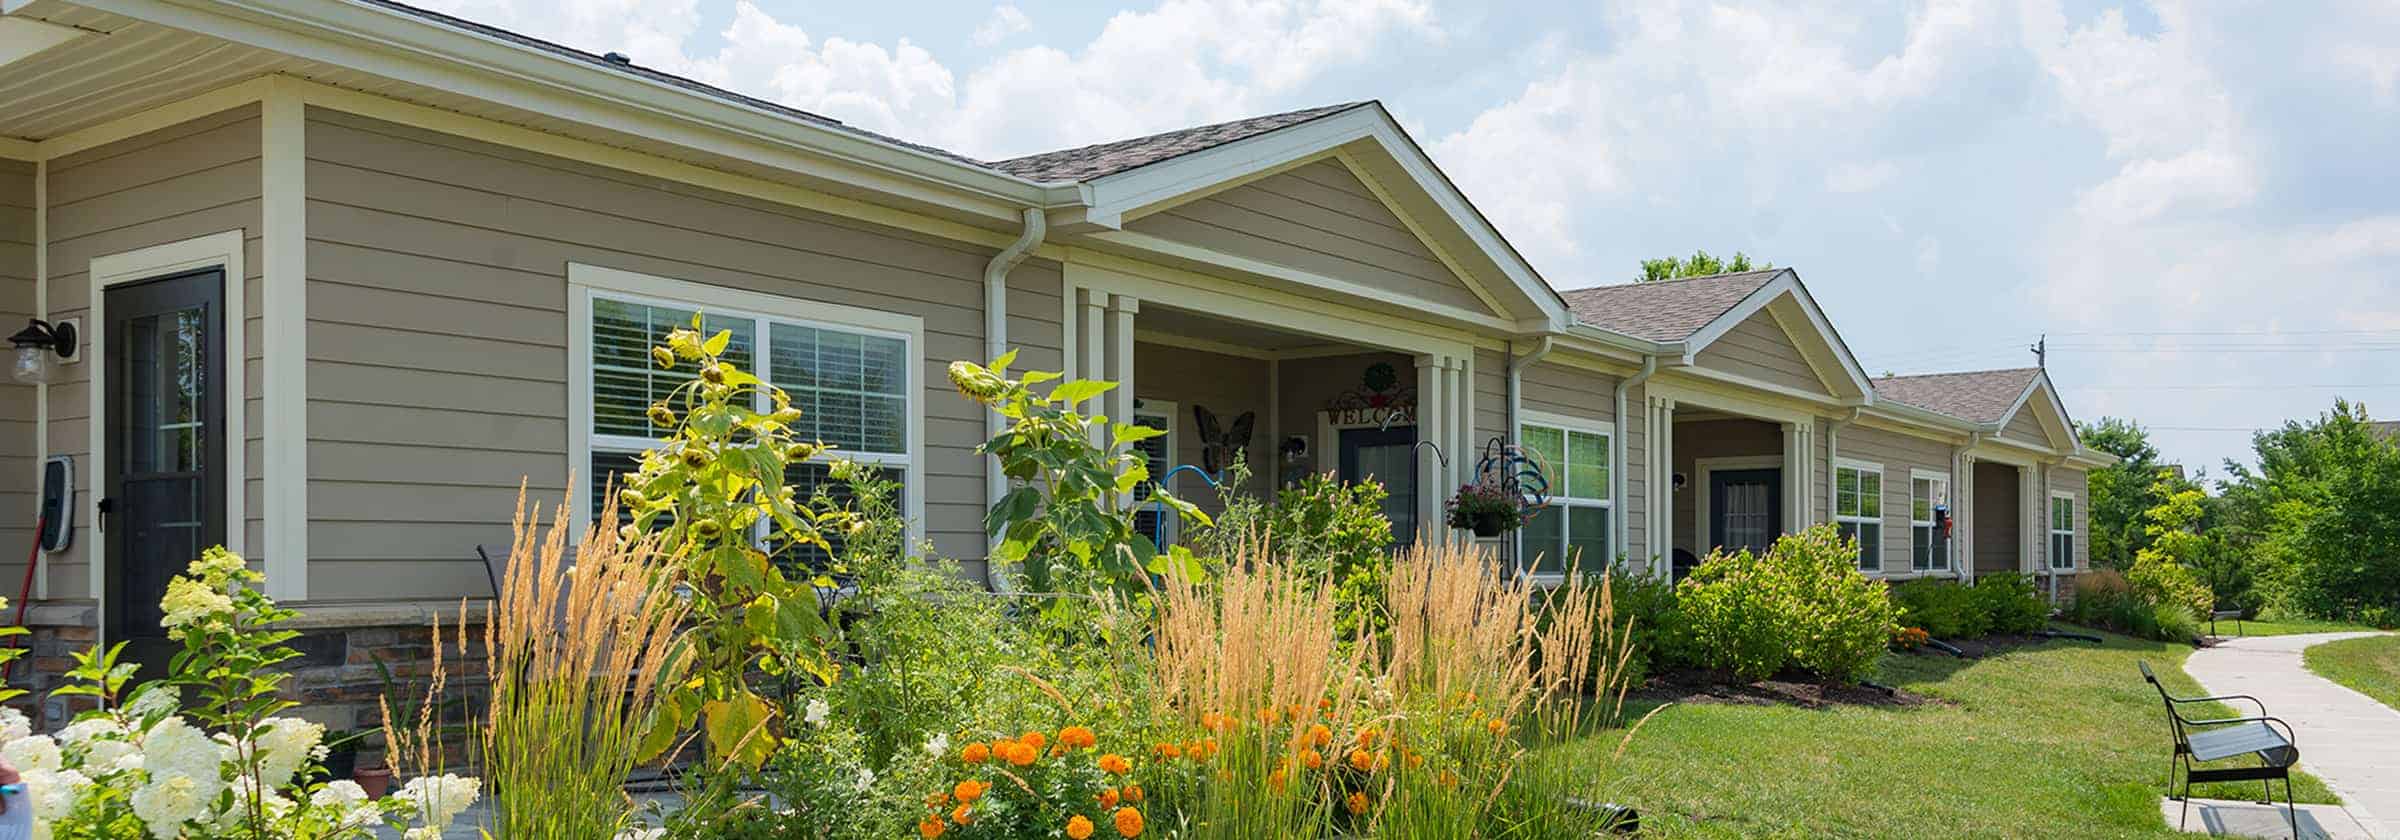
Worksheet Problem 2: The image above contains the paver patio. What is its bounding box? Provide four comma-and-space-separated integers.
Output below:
2183, 632, 2400, 840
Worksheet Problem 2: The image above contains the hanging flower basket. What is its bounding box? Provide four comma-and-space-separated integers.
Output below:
1446, 483, 1524, 537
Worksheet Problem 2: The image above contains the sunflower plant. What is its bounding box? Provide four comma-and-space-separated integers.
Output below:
616, 316, 857, 770
949, 351, 1209, 613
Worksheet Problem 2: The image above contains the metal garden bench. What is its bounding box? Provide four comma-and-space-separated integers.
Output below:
2210, 609, 2246, 638
2139, 660, 2300, 838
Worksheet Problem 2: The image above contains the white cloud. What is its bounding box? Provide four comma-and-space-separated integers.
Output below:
2020, 1, 2255, 226
972, 5, 1031, 47
1825, 160, 1899, 194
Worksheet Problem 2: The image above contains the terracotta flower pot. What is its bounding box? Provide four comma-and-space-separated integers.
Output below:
353, 765, 393, 798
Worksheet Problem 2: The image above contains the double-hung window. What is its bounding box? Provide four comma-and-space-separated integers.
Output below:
571, 264, 922, 561
1128, 401, 1178, 550
2049, 493, 2077, 570
1833, 459, 1883, 572
1516, 413, 1612, 579
1910, 470, 1950, 572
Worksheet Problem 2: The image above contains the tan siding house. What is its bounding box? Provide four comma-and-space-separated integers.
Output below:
0, 0, 2116, 720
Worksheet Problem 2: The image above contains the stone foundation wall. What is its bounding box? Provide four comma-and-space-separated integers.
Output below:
7, 600, 489, 769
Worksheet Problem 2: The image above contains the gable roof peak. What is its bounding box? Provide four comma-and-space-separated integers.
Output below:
1870, 367, 2045, 425
1557, 268, 1788, 342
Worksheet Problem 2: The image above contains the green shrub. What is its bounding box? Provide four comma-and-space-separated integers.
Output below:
1891, 580, 1984, 639
1552, 563, 1694, 690
1971, 572, 2050, 634
2127, 555, 2212, 626
1676, 525, 1899, 684
1192, 457, 1396, 643
2067, 569, 2200, 642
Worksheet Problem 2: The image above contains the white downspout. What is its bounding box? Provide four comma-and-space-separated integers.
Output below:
1612, 356, 1659, 568
1504, 337, 1555, 573
1826, 408, 1862, 533
982, 208, 1047, 592
1959, 432, 1983, 583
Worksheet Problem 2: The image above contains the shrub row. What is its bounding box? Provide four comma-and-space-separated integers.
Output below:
1889, 573, 2048, 640
2065, 569, 2204, 642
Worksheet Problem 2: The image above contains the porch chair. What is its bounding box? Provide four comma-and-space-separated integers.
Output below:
2137, 660, 2300, 838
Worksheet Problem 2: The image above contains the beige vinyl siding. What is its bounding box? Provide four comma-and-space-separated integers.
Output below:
1515, 358, 1628, 565
1834, 424, 1954, 575
1125, 159, 1487, 313
299, 107, 1062, 599
2044, 465, 2088, 570
1132, 342, 1271, 510
42, 105, 264, 599
2001, 404, 2049, 447
1691, 310, 1829, 395
1972, 460, 2021, 573
0, 160, 35, 590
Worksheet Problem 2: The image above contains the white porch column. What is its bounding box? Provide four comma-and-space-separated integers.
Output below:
1104, 293, 1138, 429
1415, 354, 1447, 544
1649, 395, 1676, 576
1956, 451, 1976, 583
2019, 464, 2039, 574
1075, 288, 1106, 446
1781, 421, 1813, 532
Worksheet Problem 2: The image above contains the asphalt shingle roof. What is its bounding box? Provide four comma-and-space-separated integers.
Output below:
1870, 368, 2041, 425
1557, 270, 1784, 342
987, 103, 1373, 182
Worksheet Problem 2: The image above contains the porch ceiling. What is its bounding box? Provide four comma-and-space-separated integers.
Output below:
1138, 303, 1355, 355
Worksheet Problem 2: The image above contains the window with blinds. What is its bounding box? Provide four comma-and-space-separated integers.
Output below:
1834, 460, 1883, 572
1910, 472, 1949, 572
584, 292, 914, 552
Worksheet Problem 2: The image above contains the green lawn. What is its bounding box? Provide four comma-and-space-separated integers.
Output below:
2206, 614, 2377, 637
1559, 629, 2338, 839
2303, 634, 2400, 712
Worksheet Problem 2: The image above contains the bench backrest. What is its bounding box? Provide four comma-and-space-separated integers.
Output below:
2138, 661, 2193, 749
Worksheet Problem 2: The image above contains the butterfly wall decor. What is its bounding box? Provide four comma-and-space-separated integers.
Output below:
1193, 405, 1256, 474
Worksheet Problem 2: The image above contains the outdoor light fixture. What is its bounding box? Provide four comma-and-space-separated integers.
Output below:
9, 318, 76, 385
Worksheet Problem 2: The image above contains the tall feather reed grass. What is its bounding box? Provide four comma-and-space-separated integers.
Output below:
477, 483, 695, 839
1156, 537, 1641, 838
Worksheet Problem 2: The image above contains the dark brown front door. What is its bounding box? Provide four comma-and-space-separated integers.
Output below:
103, 269, 227, 658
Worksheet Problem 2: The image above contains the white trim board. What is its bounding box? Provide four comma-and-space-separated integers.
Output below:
564, 262, 928, 548
84, 229, 249, 637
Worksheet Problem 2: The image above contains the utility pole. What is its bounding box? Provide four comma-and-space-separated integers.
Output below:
2031, 334, 2046, 369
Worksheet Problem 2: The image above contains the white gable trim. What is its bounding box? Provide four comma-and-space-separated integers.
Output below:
1992, 370, 2078, 451
1075, 104, 1571, 329
1680, 270, 1873, 401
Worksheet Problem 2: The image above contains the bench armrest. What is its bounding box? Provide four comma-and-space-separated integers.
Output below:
2166, 693, 2268, 716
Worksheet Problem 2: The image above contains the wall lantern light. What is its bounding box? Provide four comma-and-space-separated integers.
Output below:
9, 318, 77, 385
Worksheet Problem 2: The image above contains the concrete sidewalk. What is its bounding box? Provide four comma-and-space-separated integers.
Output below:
2182, 631, 2400, 840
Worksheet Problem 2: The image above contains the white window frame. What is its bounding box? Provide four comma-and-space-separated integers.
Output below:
1833, 458, 1884, 572
566, 263, 925, 544
1909, 468, 1951, 573
1129, 399, 1180, 548
1515, 410, 1615, 583
2048, 491, 2077, 571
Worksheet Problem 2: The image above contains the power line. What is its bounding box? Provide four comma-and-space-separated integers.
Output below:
2051, 328, 2400, 337
2064, 383, 2400, 392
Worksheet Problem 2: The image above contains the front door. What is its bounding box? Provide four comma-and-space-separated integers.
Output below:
103, 269, 227, 666
1709, 468, 1781, 557
1339, 426, 1417, 545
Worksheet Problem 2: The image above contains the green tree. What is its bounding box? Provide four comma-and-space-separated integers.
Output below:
2218, 399, 2400, 624
2079, 417, 2196, 569
1637, 249, 1771, 282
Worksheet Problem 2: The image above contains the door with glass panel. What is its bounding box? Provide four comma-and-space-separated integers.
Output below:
1709, 468, 1781, 558
1338, 426, 1416, 545
103, 269, 227, 664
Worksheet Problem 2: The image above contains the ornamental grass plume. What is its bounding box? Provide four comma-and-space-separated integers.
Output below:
477, 480, 695, 839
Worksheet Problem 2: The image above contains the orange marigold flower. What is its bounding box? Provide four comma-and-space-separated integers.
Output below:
1405, 750, 1425, 769
1259, 706, 1280, 725
952, 779, 985, 804
918, 817, 946, 839
1051, 744, 1068, 758
1356, 727, 1380, 748
1153, 742, 1182, 760
1203, 738, 1219, 756
1003, 741, 1040, 767
925, 792, 951, 810
1060, 725, 1097, 750
1306, 723, 1332, 747
1066, 815, 1096, 840
1021, 731, 1047, 750
1347, 748, 1373, 772
1124, 784, 1145, 803
1113, 806, 1145, 838
1345, 791, 1371, 815
952, 803, 974, 825
1300, 748, 1324, 770
1438, 770, 1459, 788
1097, 788, 1120, 809
1286, 703, 1305, 721
1268, 769, 1289, 791
1098, 753, 1132, 775
1486, 718, 1507, 736
960, 743, 990, 765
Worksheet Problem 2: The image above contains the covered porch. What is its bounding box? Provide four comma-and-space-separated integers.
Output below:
1641, 387, 1821, 581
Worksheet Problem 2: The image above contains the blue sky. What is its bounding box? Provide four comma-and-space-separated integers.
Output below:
421, 0, 2400, 475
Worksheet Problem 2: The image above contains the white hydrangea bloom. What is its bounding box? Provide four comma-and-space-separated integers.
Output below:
141, 716, 232, 790
157, 576, 235, 636
398, 773, 481, 830
21, 767, 91, 821
925, 732, 949, 757
57, 716, 126, 746
0, 707, 30, 744
187, 548, 248, 582
250, 717, 326, 786
3, 734, 62, 773
803, 698, 829, 727
131, 774, 214, 840
79, 736, 141, 775
125, 685, 179, 721
311, 779, 386, 832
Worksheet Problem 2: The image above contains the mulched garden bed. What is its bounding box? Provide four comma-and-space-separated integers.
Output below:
1628, 668, 1948, 709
